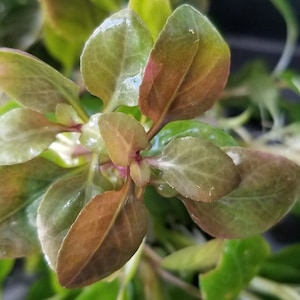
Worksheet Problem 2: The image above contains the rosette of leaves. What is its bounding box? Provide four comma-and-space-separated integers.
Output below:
0, 4, 299, 289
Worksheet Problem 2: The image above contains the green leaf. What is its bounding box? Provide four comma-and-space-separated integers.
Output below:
0, 48, 81, 115
156, 137, 240, 202
139, 5, 230, 135
80, 9, 153, 111
56, 103, 83, 126
99, 112, 149, 166
129, 0, 171, 39
37, 165, 110, 270
143, 119, 237, 157
75, 279, 120, 300
181, 147, 300, 238
0, 108, 64, 165
56, 180, 148, 288
200, 236, 269, 300
43, 24, 83, 75
162, 239, 223, 272
91, 0, 122, 12
260, 243, 300, 283
40, 0, 106, 42
0, 157, 68, 258
0, 259, 13, 284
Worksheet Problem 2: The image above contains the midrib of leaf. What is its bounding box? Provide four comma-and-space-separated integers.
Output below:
66, 179, 132, 284
147, 17, 200, 140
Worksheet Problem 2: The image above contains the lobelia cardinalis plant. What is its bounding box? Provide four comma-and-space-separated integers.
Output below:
0, 3, 299, 292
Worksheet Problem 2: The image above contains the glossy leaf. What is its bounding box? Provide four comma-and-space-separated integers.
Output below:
143, 119, 237, 157
0, 48, 80, 114
129, 0, 171, 39
99, 112, 149, 166
139, 5, 230, 132
56, 181, 148, 288
81, 9, 153, 111
37, 166, 110, 269
0, 108, 64, 165
181, 147, 300, 238
0, 157, 68, 258
80, 113, 106, 155
162, 239, 224, 272
201, 236, 269, 300
156, 137, 240, 202
43, 132, 88, 168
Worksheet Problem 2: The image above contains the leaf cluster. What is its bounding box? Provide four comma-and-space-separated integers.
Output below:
0, 1, 300, 298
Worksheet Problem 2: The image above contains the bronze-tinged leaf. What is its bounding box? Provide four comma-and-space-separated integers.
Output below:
139, 5, 230, 133
57, 181, 148, 288
181, 147, 300, 238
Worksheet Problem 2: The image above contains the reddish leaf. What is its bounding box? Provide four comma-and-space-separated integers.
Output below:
57, 180, 148, 288
139, 5, 230, 134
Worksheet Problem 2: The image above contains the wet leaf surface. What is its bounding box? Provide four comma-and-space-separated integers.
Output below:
81, 9, 153, 111
181, 147, 300, 238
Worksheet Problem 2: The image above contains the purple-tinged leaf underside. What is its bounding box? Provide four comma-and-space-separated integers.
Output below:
181, 147, 300, 238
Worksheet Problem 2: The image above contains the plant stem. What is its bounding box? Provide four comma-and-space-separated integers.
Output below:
143, 245, 202, 299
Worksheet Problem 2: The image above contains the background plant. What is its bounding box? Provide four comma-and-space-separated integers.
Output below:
0, 0, 300, 299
